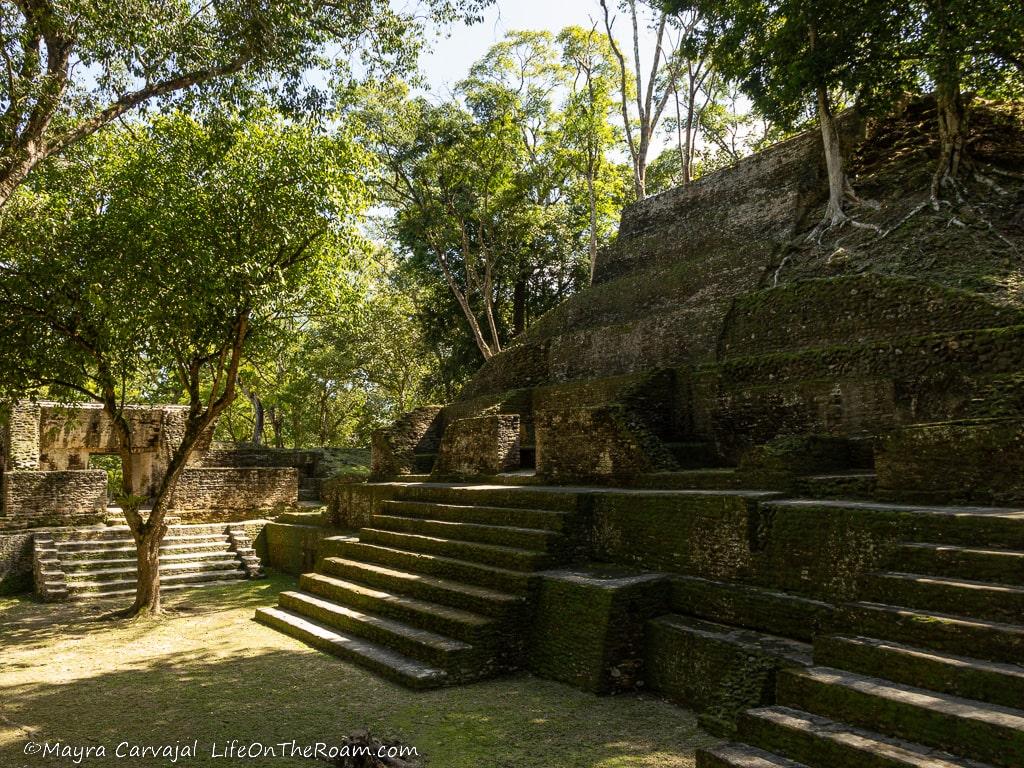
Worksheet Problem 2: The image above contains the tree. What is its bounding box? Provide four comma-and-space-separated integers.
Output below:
0, 0, 492, 208
600, 0, 702, 199
0, 110, 369, 616
919, 0, 1024, 199
558, 26, 622, 282
691, 0, 911, 230
221, 250, 439, 449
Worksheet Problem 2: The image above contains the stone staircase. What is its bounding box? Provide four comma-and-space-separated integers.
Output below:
34, 523, 262, 601
699, 501, 1024, 768
256, 484, 581, 688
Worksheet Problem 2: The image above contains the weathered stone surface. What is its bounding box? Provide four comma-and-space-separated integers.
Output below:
876, 418, 1024, 505
168, 467, 298, 522
644, 614, 811, 736
3, 401, 40, 469
528, 567, 668, 693
535, 405, 674, 481
1, 470, 106, 529
0, 532, 33, 594
263, 522, 350, 575
433, 415, 520, 478
371, 406, 443, 478
590, 490, 776, 580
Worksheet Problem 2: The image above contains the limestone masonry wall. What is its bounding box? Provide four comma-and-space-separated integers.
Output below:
168, 467, 298, 522
1, 470, 106, 529
433, 415, 520, 477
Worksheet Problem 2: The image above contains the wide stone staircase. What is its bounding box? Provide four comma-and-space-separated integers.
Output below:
256, 484, 581, 688
34, 523, 263, 601
699, 501, 1024, 768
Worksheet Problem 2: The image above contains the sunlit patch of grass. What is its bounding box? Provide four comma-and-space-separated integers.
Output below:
0, 572, 718, 767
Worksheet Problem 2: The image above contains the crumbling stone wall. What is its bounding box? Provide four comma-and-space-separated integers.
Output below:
371, 406, 444, 478
1, 400, 295, 530
1, 470, 106, 529
168, 467, 298, 522
433, 415, 521, 477
0, 531, 34, 594
535, 406, 674, 481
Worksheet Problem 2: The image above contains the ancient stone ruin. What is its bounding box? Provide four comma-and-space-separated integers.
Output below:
0, 401, 331, 599
257, 103, 1024, 768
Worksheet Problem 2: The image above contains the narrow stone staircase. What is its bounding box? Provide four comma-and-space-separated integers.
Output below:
34, 523, 262, 601
699, 501, 1024, 767
256, 484, 581, 688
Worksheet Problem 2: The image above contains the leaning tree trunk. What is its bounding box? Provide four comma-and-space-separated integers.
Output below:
817, 85, 850, 228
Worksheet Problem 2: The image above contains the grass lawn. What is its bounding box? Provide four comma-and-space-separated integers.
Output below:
0, 572, 719, 767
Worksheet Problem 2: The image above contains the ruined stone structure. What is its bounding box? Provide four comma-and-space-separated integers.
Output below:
0, 401, 341, 597
259, 102, 1024, 768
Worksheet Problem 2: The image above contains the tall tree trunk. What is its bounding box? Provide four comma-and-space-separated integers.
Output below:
132, 524, 164, 615
267, 405, 285, 449
817, 85, 850, 227
587, 170, 599, 284
932, 66, 966, 200
238, 376, 264, 446
512, 276, 527, 336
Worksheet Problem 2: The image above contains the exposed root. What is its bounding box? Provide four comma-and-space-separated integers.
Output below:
878, 201, 929, 240
772, 255, 792, 286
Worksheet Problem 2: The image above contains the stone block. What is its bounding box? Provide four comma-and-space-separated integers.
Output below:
263, 522, 350, 575
3, 401, 41, 469
371, 406, 443, 478
433, 415, 520, 478
1, 470, 106, 529
644, 615, 811, 736
876, 418, 1024, 504
0, 532, 34, 594
528, 566, 669, 693
535, 405, 673, 481
168, 467, 297, 521
590, 490, 779, 580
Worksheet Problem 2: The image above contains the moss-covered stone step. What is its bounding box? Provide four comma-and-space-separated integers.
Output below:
357, 528, 554, 572
776, 666, 1024, 767
298, 572, 494, 643
669, 575, 836, 643
840, 601, 1024, 664
633, 469, 763, 491
664, 441, 725, 469
370, 514, 566, 552
763, 500, 1024, 549
254, 606, 448, 689
815, 635, 1024, 710
792, 473, 878, 500
893, 543, 1024, 586
319, 557, 524, 618
64, 558, 240, 583
67, 567, 246, 596
324, 540, 534, 593
58, 540, 234, 561
380, 500, 570, 531
644, 614, 811, 736
56, 532, 230, 552
276, 590, 478, 673
696, 743, 809, 768
61, 549, 237, 571
863, 572, 1024, 624
391, 483, 582, 512
739, 705, 995, 768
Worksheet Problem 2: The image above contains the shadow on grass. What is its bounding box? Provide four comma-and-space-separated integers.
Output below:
0, 573, 717, 768
0, 571, 297, 652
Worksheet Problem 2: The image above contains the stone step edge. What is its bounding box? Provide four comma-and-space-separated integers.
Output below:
254, 606, 448, 689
